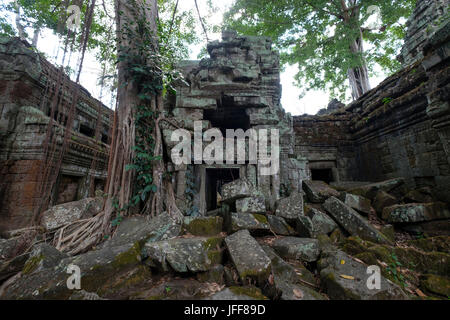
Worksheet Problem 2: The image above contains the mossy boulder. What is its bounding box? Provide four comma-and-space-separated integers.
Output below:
261, 245, 324, 300
183, 216, 223, 236
205, 286, 268, 300
318, 250, 408, 300
102, 212, 181, 249
347, 178, 405, 200
225, 230, 272, 285
303, 180, 340, 203
421, 274, 450, 297
340, 236, 450, 279
22, 243, 67, 275
41, 197, 104, 231
275, 191, 304, 223
382, 202, 450, 223
221, 179, 255, 203
271, 237, 320, 263
297, 207, 337, 238
227, 212, 270, 234
340, 193, 372, 215
196, 264, 225, 284
142, 236, 224, 273
236, 196, 266, 214
267, 215, 297, 236
1, 241, 147, 299
407, 236, 450, 253
323, 197, 392, 245
373, 191, 398, 216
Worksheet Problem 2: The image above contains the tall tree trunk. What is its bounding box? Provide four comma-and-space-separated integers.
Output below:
102, 0, 159, 233
14, 2, 26, 40
339, 2, 371, 100
32, 26, 40, 47
348, 31, 371, 100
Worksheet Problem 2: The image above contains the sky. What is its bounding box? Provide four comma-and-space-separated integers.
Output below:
3, 0, 389, 115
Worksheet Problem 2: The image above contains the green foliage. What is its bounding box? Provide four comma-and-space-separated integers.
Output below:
224, 0, 416, 100
382, 97, 393, 105
386, 252, 405, 287
118, 0, 188, 211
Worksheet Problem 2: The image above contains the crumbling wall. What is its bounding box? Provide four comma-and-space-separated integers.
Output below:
292, 10, 450, 202
399, 0, 449, 67
0, 37, 113, 231
165, 31, 307, 213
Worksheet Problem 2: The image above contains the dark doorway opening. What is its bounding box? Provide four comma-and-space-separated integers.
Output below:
205, 168, 240, 211
311, 168, 333, 184
79, 124, 95, 138
56, 175, 81, 204
204, 107, 250, 135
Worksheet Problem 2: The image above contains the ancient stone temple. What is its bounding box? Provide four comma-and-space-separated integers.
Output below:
0, 0, 449, 301
0, 38, 113, 231
163, 1, 449, 219
163, 30, 308, 215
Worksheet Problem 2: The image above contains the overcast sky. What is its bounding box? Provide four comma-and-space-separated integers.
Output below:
4, 0, 388, 115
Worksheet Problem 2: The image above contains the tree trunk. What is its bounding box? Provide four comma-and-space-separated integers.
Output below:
102, 0, 159, 233
339, 2, 371, 100
14, 2, 26, 40
32, 26, 40, 47
348, 32, 371, 100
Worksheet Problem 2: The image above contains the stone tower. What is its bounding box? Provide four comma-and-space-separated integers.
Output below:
399, 0, 449, 66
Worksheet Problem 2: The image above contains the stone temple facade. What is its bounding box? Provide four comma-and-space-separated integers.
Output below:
0, 37, 113, 231
162, 30, 308, 215
0, 0, 448, 231
164, 0, 450, 218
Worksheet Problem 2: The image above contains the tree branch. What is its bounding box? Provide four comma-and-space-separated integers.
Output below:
168, 0, 179, 38
304, 0, 344, 20
194, 0, 209, 42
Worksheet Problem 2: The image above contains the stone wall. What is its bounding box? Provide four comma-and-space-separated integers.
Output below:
165, 31, 308, 214
399, 0, 449, 67
292, 10, 450, 202
0, 37, 113, 231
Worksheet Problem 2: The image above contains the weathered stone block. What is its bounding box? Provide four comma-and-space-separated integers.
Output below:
236, 196, 266, 213
342, 193, 372, 215
143, 236, 224, 273
275, 191, 304, 223
323, 197, 392, 244
221, 178, 255, 203
183, 216, 223, 236
318, 250, 407, 300
373, 191, 398, 216
303, 180, 340, 203
227, 212, 270, 234
225, 230, 272, 284
267, 215, 296, 236
41, 197, 104, 231
272, 237, 320, 263
176, 96, 217, 110
382, 202, 450, 223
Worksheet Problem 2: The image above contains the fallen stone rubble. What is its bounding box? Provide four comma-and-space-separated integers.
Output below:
0, 178, 449, 300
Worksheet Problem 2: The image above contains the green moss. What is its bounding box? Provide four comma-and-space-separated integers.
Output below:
408, 236, 450, 253
340, 237, 375, 256
421, 274, 450, 298
228, 286, 268, 300
111, 242, 142, 269
184, 217, 223, 236
203, 237, 224, 264
253, 214, 268, 224
22, 255, 44, 275
354, 252, 378, 266
240, 265, 271, 284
